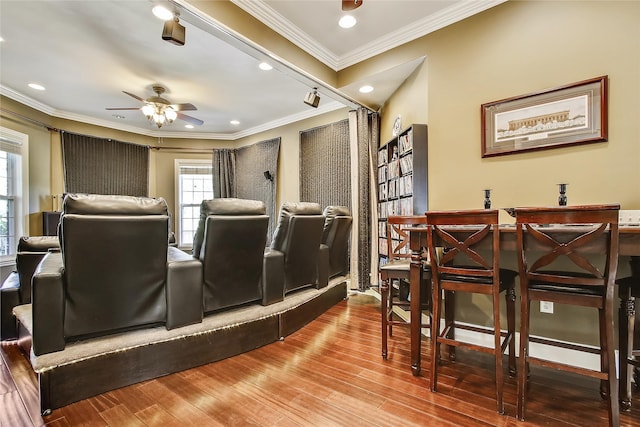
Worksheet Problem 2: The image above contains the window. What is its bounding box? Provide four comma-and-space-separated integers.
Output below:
0, 127, 28, 265
175, 159, 213, 248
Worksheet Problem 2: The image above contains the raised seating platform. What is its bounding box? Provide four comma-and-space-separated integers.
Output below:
13, 277, 348, 415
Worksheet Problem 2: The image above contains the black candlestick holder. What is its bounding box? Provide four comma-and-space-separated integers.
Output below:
484, 189, 491, 209
558, 183, 567, 206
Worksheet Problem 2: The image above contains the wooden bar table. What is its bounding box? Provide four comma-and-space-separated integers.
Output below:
408, 224, 640, 377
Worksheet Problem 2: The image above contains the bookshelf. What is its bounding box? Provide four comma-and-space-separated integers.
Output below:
377, 124, 428, 267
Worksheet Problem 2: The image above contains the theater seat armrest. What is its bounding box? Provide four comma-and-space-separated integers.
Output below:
166, 247, 203, 329
32, 252, 65, 356
262, 249, 284, 305
1, 272, 20, 340
317, 244, 329, 289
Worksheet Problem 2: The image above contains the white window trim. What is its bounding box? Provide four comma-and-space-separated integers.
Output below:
174, 158, 213, 250
0, 127, 29, 266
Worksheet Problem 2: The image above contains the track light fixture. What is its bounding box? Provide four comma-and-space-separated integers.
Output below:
162, 13, 185, 46
303, 88, 320, 108
342, 0, 363, 11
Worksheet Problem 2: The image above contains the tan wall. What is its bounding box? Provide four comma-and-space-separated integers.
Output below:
376, 1, 639, 212
369, 0, 640, 344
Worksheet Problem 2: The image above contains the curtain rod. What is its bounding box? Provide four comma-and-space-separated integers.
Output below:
151, 146, 212, 153
0, 107, 59, 131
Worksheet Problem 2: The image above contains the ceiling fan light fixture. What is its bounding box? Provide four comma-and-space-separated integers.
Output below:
338, 15, 357, 29
141, 104, 155, 119
164, 107, 177, 123
152, 112, 166, 127
142, 103, 176, 128
108, 86, 202, 129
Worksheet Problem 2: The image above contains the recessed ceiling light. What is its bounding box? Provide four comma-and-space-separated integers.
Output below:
184, 124, 194, 129
152, 5, 174, 21
230, 120, 240, 125
259, 62, 273, 71
28, 83, 45, 91
339, 15, 357, 29
359, 85, 374, 94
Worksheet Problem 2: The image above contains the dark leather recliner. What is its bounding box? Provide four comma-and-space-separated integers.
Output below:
30, 194, 202, 356
192, 198, 269, 313
0, 236, 60, 340
262, 202, 329, 305
321, 206, 352, 278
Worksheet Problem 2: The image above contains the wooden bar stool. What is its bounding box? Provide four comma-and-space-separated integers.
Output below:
514, 204, 620, 427
380, 215, 431, 360
425, 209, 517, 414
618, 256, 640, 412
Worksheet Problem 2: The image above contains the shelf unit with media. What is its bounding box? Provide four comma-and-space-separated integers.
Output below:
377, 124, 428, 267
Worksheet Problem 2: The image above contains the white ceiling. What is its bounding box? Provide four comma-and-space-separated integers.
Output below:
0, 0, 504, 140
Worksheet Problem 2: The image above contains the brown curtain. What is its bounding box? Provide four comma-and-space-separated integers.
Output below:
212, 148, 236, 198
61, 131, 149, 196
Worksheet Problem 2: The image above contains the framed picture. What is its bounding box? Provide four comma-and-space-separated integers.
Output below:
481, 76, 608, 158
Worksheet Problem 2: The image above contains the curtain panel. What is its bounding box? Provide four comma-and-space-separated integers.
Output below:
350, 109, 380, 291
213, 138, 280, 244
61, 131, 149, 196
299, 110, 379, 291
299, 119, 351, 210
212, 148, 236, 198
234, 138, 280, 244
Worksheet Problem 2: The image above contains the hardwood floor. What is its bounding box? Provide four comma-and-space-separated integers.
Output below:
2, 293, 640, 426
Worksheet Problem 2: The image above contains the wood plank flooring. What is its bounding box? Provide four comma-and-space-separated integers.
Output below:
2, 293, 640, 426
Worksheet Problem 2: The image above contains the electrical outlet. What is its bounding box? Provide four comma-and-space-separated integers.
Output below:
540, 301, 554, 314
619, 210, 640, 225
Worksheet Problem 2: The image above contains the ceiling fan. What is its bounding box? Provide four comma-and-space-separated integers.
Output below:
106, 85, 204, 128
342, 0, 363, 11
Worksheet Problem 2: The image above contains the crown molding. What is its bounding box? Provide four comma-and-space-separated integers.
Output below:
231, 0, 506, 71
338, 0, 507, 69
1, 85, 344, 141
231, 0, 340, 68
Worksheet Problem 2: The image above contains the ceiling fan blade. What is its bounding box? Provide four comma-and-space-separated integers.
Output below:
172, 102, 197, 111
105, 107, 142, 110
342, 0, 362, 11
177, 112, 204, 126
122, 91, 145, 102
